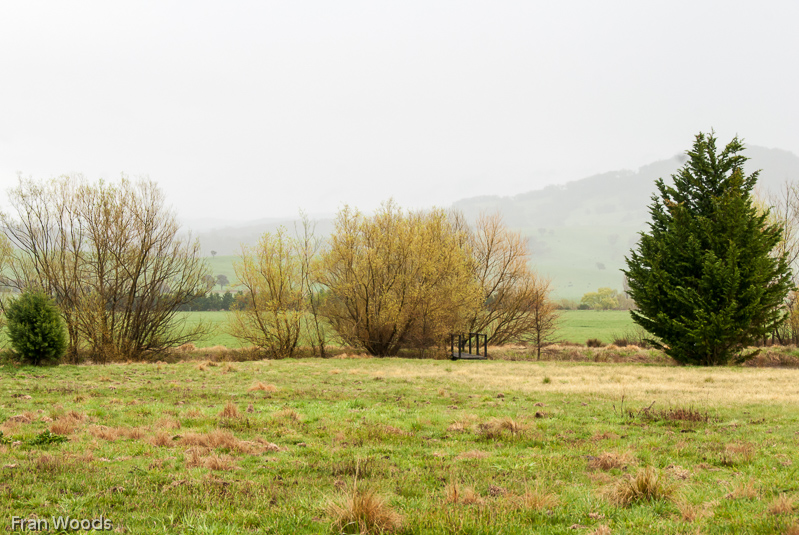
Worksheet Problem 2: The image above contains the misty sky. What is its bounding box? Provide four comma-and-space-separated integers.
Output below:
1, 1, 798, 224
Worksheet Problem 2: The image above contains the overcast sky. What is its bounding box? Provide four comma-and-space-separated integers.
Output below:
1, 1, 798, 223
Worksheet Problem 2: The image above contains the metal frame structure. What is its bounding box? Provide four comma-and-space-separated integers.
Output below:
450, 332, 488, 360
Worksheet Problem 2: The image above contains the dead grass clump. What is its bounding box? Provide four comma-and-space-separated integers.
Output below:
248, 382, 278, 393
221, 363, 236, 373
586, 338, 605, 348
154, 417, 181, 430
445, 482, 484, 505
514, 487, 559, 511
589, 451, 634, 471
149, 431, 173, 448
273, 409, 301, 423
608, 467, 675, 506
88, 426, 123, 441
178, 430, 255, 454
183, 408, 203, 419
588, 526, 611, 535
725, 479, 759, 500
177, 343, 197, 352
769, 494, 795, 515
195, 363, 207, 371
720, 442, 755, 467
50, 419, 76, 435
675, 499, 715, 522
120, 427, 147, 440
185, 450, 237, 471
328, 486, 402, 534
330, 368, 342, 375
6, 414, 33, 424
456, 450, 490, 460
34, 453, 64, 473
219, 401, 241, 420
478, 417, 525, 439
447, 415, 477, 433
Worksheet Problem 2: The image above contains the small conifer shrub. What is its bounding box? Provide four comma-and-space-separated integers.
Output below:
5, 290, 67, 365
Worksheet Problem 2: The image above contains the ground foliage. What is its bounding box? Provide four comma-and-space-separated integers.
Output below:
1, 358, 799, 533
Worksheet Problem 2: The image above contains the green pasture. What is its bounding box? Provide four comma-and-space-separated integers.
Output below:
2, 358, 798, 533
185, 310, 637, 349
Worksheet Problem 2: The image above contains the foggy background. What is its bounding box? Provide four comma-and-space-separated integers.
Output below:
1, 1, 798, 226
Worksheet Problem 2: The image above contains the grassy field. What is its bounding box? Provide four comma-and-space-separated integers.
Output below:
2, 358, 799, 533
185, 310, 638, 349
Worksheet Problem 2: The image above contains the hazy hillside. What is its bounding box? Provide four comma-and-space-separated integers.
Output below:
452, 146, 799, 299
192, 146, 799, 300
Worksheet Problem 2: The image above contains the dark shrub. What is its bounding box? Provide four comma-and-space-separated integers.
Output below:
5, 290, 67, 365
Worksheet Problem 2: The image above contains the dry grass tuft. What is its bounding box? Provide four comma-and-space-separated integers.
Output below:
34, 453, 64, 473
328, 486, 402, 534
589, 451, 634, 471
675, 500, 715, 522
445, 482, 484, 505
154, 417, 181, 430
478, 417, 525, 439
185, 450, 238, 471
720, 442, 756, 467
149, 431, 173, 447
608, 467, 675, 506
725, 478, 759, 500
514, 487, 559, 511
785, 524, 799, 535
273, 408, 301, 422
447, 415, 477, 433
456, 450, 490, 460
769, 494, 795, 515
588, 526, 611, 535
221, 363, 236, 373
248, 382, 278, 393
219, 401, 241, 420
183, 408, 203, 419
195, 363, 207, 371
177, 343, 197, 352
177, 429, 256, 454
88, 425, 123, 441
50, 419, 76, 435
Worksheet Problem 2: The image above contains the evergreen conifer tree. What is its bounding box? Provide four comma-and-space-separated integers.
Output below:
623, 132, 793, 365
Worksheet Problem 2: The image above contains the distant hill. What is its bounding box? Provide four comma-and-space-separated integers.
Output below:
190, 146, 799, 300
452, 146, 799, 299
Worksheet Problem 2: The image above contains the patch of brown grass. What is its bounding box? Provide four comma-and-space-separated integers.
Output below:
88, 426, 123, 441
221, 363, 236, 373
248, 382, 278, 393
588, 526, 611, 535
154, 417, 181, 430
183, 408, 203, 419
720, 442, 756, 467
675, 500, 715, 522
589, 451, 634, 471
273, 408, 301, 423
185, 450, 237, 471
149, 431, 173, 447
328, 486, 402, 534
50, 419, 76, 435
478, 417, 525, 439
608, 467, 675, 506
445, 482, 484, 505
769, 494, 795, 515
725, 478, 759, 500
34, 453, 65, 473
514, 487, 559, 511
177, 430, 256, 454
456, 450, 490, 460
219, 401, 241, 419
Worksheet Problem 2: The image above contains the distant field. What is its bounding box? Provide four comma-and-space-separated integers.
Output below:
555, 309, 636, 345
183, 309, 636, 349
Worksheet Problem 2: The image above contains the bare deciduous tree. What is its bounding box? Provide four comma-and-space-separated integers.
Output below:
462, 212, 557, 346
1, 175, 210, 361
